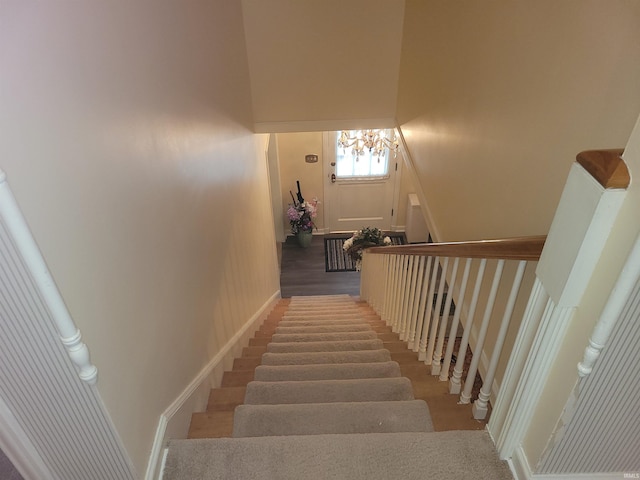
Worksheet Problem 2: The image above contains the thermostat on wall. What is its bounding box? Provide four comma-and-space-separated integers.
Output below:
305, 154, 319, 163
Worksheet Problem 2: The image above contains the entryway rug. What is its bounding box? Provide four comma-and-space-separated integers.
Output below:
324, 233, 406, 272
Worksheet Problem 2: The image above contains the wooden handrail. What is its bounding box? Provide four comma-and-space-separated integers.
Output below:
367, 235, 546, 261
576, 149, 629, 189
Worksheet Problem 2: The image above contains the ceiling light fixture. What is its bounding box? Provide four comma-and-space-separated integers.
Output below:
337, 129, 399, 161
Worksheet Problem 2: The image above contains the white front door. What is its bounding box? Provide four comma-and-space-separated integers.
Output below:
323, 130, 399, 233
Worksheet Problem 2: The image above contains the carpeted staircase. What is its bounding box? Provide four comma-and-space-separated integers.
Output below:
162, 295, 513, 480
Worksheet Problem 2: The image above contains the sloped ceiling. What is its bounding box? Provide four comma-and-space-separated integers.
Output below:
241, 0, 405, 132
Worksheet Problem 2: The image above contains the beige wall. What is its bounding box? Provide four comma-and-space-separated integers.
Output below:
397, 0, 640, 242
0, 1, 279, 475
277, 132, 326, 234
242, 0, 405, 131
396, 3, 640, 463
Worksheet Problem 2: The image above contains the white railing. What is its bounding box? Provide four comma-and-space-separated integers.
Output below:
0, 169, 97, 384
360, 237, 545, 419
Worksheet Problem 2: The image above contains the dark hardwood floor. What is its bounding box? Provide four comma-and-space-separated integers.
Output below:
279, 234, 361, 297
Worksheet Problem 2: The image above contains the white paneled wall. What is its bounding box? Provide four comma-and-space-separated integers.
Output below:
539, 271, 640, 473
0, 175, 134, 480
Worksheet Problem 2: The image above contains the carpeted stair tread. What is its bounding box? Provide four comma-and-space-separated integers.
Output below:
232, 400, 432, 437
274, 324, 372, 334
276, 318, 370, 326
253, 361, 402, 382
286, 305, 357, 311
266, 338, 384, 353
282, 313, 363, 321
244, 377, 414, 404
164, 431, 513, 480
290, 294, 352, 300
270, 331, 378, 343
261, 349, 392, 365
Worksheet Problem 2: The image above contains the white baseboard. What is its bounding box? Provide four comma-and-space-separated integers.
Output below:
510, 445, 533, 480
533, 474, 634, 479
508, 445, 628, 480
390, 224, 405, 233
144, 290, 281, 480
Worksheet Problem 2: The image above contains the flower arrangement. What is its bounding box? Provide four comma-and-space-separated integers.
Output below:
287, 199, 318, 234
343, 227, 392, 271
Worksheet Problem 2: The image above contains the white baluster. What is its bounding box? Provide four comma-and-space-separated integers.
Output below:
413, 256, 433, 352
473, 260, 527, 419
425, 257, 449, 365
395, 256, 408, 337
407, 256, 426, 346
460, 259, 505, 404
384, 255, 398, 326
400, 256, 415, 341
418, 256, 440, 360
382, 254, 393, 323
398, 256, 413, 338
360, 253, 370, 300
376, 254, 386, 314
432, 257, 460, 375
450, 259, 487, 394
440, 258, 472, 381
374, 254, 384, 313
391, 255, 404, 330
400, 256, 419, 341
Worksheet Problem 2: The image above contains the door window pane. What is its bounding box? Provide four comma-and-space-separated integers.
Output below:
336, 130, 392, 178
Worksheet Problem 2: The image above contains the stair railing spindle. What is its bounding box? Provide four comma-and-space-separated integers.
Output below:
391, 255, 405, 333
413, 256, 434, 352
424, 257, 450, 364
392, 255, 404, 332
399, 255, 418, 341
440, 258, 472, 381
370, 254, 384, 313
460, 259, 505, 404
401, 256, 420, 341
472, 260, 527, 419
385, 255, 399, 326
418, 256, 440, 361
432, 257, 460, 375
397, 255, 412, 337
406, 256, 426, 345
450, 258, 487, 394
360, 253, 371, 303
382, 254, 394, 323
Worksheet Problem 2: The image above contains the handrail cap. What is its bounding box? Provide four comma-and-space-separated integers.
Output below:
576, 149, 629, 189
367, 235, 546, 261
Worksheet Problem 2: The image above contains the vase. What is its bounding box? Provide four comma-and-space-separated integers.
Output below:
296, 231, 313, 248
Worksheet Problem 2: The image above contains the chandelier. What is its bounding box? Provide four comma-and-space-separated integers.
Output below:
337, 129, 399, 161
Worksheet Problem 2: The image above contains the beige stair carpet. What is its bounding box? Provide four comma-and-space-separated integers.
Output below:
164, 295, 512, 480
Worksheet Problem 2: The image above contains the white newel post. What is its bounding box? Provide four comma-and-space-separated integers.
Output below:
491, 159, 627, 461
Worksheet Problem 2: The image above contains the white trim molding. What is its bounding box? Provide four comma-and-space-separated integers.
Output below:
394, 124, 442, 242
144, 291, 281, 480
508, 446, 629, 480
